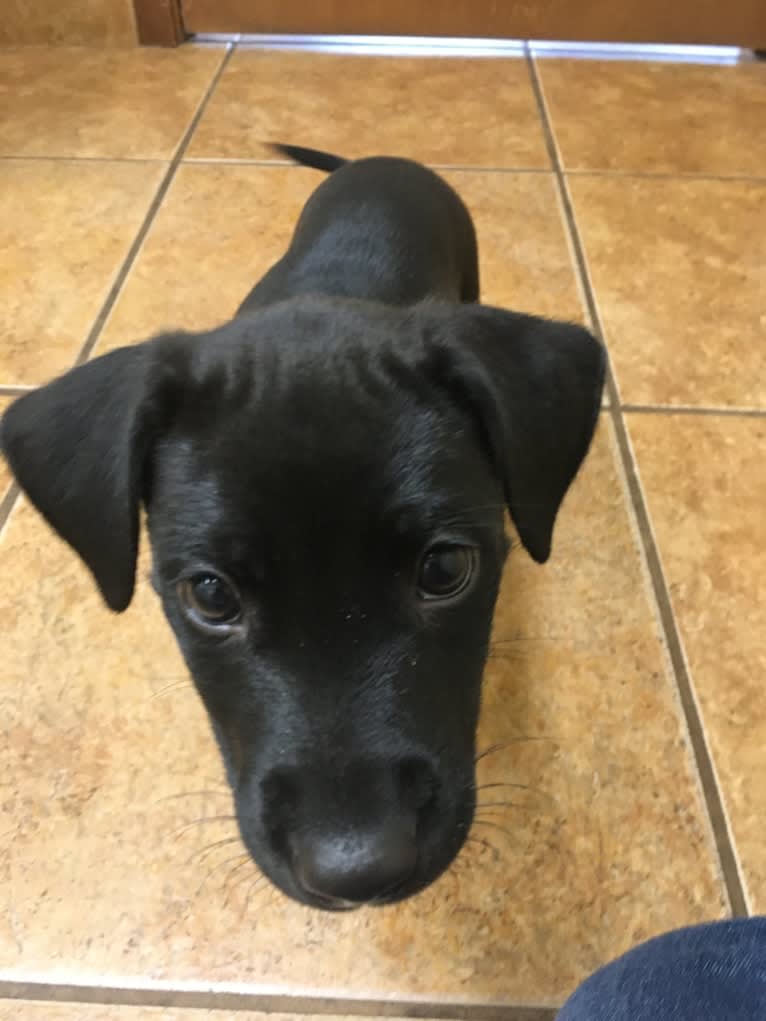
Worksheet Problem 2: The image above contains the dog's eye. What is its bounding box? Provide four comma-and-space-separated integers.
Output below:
417, 544, 476, 600
177, 573, 242, 632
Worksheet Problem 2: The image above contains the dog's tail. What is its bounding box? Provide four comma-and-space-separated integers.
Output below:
269, 143, 347, 174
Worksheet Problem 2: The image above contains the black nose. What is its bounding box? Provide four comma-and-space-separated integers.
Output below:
292, 823, 418, 905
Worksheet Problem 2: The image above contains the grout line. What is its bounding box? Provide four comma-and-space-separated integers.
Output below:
0, 483, 20, 539
0, 982, 557, 1020
0, 386, 33, 397
526, 48, 750, 919
615, 421, 753, 917
523, 47, 601, 331
181, 156, 554, 173
621, 403, 766, 418
71, 45, 234, 368
564, 168, 766, 184
3, 153, 763, 184
0, 154, 167, 165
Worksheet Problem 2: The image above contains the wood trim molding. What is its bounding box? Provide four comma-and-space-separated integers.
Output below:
182, 0, 766, 49
133, 0, 186, 46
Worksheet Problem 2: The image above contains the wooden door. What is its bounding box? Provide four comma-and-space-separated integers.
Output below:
178, 0, 766, 48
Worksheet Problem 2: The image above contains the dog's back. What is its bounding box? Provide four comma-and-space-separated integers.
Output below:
238, 145, 479, 314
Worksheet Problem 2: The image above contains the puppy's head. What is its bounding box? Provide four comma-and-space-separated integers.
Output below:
1, 297, 604, 909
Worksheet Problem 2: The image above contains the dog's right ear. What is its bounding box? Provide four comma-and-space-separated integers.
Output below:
1, 341, 181, 613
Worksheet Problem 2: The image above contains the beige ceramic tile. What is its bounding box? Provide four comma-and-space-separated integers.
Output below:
0, 160, 165, 386
0, 47, 223, 159
97, 165, 583, 354
0, 0, 136, 46
0, 1008, 421, 1021
629, 414, 766, 911
0, 417, 725, 1005
441, 171, 584, 321
96, 164, 319, 351
0, 398, 14, 499
537, 59, 766, 177
187, 50, 549, 167
570, 175, 766, 408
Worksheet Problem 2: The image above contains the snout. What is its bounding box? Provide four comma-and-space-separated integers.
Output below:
237, 754, 472, 909
291, 819, 418, 907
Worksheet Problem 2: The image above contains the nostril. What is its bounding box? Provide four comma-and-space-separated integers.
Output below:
398, 756, 439, 812
261, 767, 300, 817
292, 824, 418, 905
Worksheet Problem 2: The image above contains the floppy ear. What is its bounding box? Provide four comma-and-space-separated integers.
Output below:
436, 305, 606, 563
1, 341, 178, 612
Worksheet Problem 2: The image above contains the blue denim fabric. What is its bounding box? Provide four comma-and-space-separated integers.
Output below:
558, 918, 766, 1020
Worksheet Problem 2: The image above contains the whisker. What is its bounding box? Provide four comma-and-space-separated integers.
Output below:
475, 806, 533, 817
475, 741, 508, 764
185, 835, 242, 865
475, 800, 527, 810
474, 736, 556, 763
486, 650, 536, 662
156, 789, 232, 805
223, 857, 258, 901
242, 875, 271, 917
150, 678, 194, 700
195, 851, 251, 897
170, 815, 237, 840
472, 819, 517, 843
490, 636, 565, 645
225, 862, 261, 908
477, 782, 555, 806
465, 834, 500, 855
476, 781, 532, 792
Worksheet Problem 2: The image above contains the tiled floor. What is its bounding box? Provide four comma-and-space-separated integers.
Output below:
1, 41, 764, 1021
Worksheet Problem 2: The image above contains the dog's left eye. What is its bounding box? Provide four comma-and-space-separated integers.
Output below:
417, 544, 477, 601
177, 573, 242, 632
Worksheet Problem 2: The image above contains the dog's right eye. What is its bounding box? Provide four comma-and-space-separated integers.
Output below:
177, 573, 242, 634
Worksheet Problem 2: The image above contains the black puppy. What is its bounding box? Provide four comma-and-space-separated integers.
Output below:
2, 145, 605, 911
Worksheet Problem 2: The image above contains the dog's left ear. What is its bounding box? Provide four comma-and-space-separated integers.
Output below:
432, 305, 606, 563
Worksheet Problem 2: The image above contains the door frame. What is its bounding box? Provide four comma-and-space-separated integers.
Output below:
133, 0, 764, 47
134, 0, 186, 45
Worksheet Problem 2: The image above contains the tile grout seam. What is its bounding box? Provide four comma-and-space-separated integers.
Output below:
612, 418, 752, 916
182, 159, 554, 173
525, 47, 749, 918
0, 48, 236, 544
72, 44, 235, 368
3, 155, 765, 186
0, 482, 20, 539
621, 404, 766, 418
0, 981, 558, 1020
0, 154, 169, 164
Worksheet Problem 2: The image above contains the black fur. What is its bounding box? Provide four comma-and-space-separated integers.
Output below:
1, 146, 605, 910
